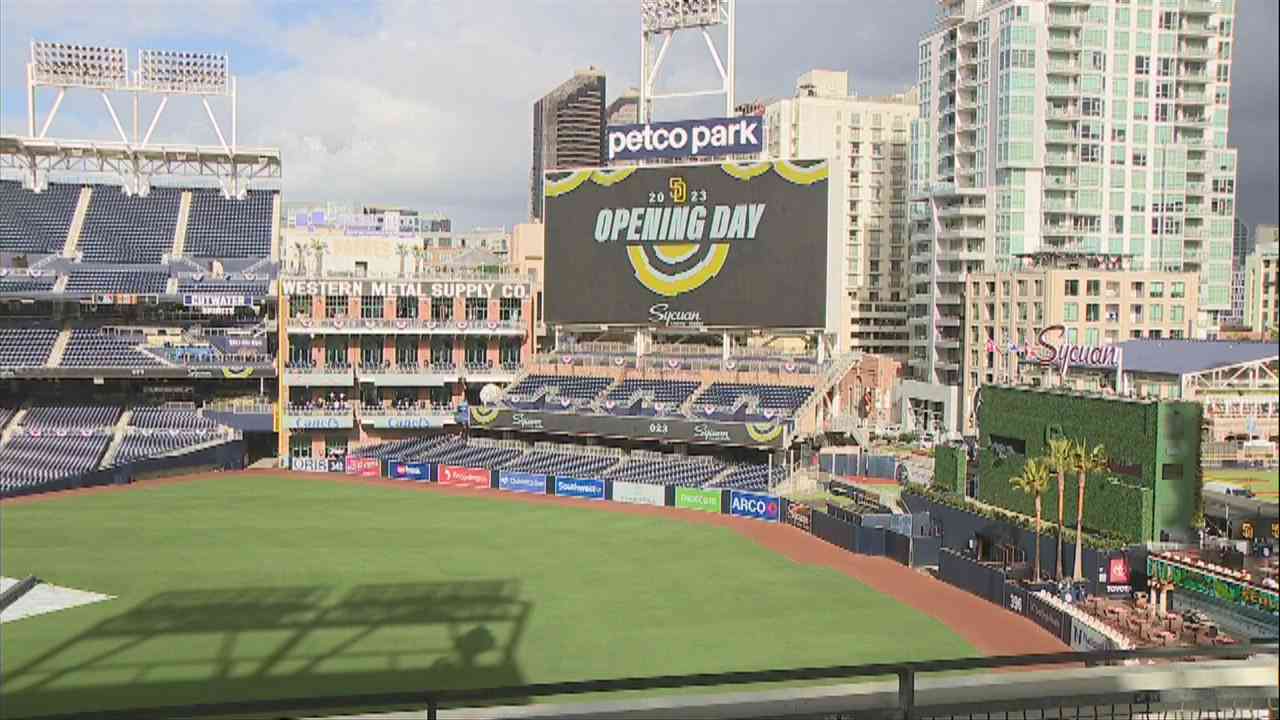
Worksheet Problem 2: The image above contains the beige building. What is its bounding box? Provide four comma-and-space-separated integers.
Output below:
763, 70, 917, 356
961, 256, 1200, 432
1243, 241, 1278, 337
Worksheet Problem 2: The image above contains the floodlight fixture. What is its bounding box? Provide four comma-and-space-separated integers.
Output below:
137, 49, 230, 95
640, 0, 728, 32
30, 41, 128, 89
639, 0, 735, 122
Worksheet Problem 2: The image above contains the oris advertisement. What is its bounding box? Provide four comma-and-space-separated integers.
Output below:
543, 160, 831, 328
467, 406, 787, 449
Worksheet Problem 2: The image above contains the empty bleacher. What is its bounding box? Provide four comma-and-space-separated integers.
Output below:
604, 455, 725, 487
0, 328, 58, 367
176, 278, 269, 296
505, 374, 613, 403
603, 379, 699, 406
500, 448, 618, 478
0, 433, 111, 495
78, 185, 181, 264
110, 430, 220, 467
0, 181, 80, 255
695, 382, 813, 417
61, 329, 163, 368
184, 189, 274, 259
0, 275, 58, 294
65, 269, 169, 295
130, 407, 217, 431
709, 463, 786, 492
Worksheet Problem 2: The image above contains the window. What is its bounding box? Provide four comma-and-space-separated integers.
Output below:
325, 294, 348, 319
325, 338, 346, 367
465, 297, 488, 321
288, 339, 311, 367
430, 338, 453, 366
1086, 304, 1100, 321
1064, 303, 1079, 321
396, 295, 418, 319
290, 435, 311, 459
325, 435, 347, 458
1065, 279, 1081, 296
1134, 56, 1150, 76
395, 337, 418, 366
1150, 281, 1164, 298
360, 295, 383, 320
290, 295, 312, 319
360, 336, 383, 366
1171, 281, 1185, 298
1086, 280, 1101, 297
500, 338, 522, 367
1151, 304, 1164, 322
499, 297, 522, 322
431, 296, 453, 321
1171, 305, 1184, 322
465, 338, 488, 366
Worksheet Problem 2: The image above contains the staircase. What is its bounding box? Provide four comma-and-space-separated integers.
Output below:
62, 186, 92, 258
45, 329, 71, 367
99, 410, 134, 468
52, 275, 69, 293
681, 380, 712, 415
166, 278, 179, 295
0, 408, 26, 448
171, 191, 192, 257
796, 351, 862, 420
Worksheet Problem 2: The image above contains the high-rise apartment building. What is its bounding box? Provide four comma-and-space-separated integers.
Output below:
606, 88, 640, 126
1227, 217, 1250, 324
904, 0, 1239, 435
530, 68, 607, 221
764, 70, 918, 356
1243, 240, 1278, 337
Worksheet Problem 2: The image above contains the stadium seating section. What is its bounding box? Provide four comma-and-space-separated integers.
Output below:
604, 456, 724, 486
185, 189, 275, 259
66, 270, 169, 294
23, 404, 121, 428
0, 434, 112, 496
604, 379, 699, 406
79, 186, 181, 264
0, 328, 58, 367
695, 382, 813, 415
0, 181, 79, 255
176, 278, 270, 296
62, 329, 164, 368
501, 449, 617, 478
506, 375, 613, 402
0, 276, 58, 294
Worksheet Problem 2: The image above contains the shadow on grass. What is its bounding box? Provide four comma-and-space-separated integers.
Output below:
3, 580, 532, 718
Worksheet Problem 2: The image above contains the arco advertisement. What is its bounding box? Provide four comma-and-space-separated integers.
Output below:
728, 490, 781, 522
554, 477, 605, 501
438, 464, 491, 489
499, 471, 548, 495
675, 487, 722, 513
611, 481, 665, 507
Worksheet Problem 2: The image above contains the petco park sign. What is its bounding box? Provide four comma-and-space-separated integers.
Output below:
607, 116, 763, 162
281, 280, 528, 299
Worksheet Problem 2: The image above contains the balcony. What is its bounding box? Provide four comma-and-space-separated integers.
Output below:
1045, 153, 1079, 167
461, 361, 523, 384
358, 402, 460, 430
1047, 37, 1080, 51
355, 362, 458, 386
285, 403, 355, 431
1047, 61, 1080, 75
1176, 92, 1208, 105
284, 363, 355, 387
287, 317, 526, 335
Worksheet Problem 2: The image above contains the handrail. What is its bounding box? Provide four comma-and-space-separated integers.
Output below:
30, 640, 1279, 720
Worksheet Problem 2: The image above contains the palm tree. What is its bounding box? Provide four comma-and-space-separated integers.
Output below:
395, 244, 410, 277
1070, 440, 1109, 581
310, 238, 326, 276
292, 240, 307, 274
1045, 437, 1075, 580
1011, 457, 1051, 582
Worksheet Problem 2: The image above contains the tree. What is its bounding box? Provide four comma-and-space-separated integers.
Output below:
395, 244, 410, 277
292, 240, 308, 274
1070, 440, 1109, 581
309, 238, 326, 276
1011, 457, 1051, 582
1045, 437, 1075, 580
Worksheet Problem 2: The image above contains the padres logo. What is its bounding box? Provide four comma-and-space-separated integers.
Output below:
469, 406, 500, 427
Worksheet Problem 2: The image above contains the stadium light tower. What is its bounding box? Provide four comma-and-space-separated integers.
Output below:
638, 0, 735, 122
5, 40, 278, 197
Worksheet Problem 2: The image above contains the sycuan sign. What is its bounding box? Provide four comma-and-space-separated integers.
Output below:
1033, 325, 1121, 377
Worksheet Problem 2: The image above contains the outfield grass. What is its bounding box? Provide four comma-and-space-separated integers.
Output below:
1205, 467, 1280, 497
1, 475, 973, 717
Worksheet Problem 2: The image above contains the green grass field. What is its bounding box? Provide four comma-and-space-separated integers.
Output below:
1206, 467, 1280, 497
1, 475, 972, 718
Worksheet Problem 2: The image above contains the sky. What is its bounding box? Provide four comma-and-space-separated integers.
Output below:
1, 0, 1276, 234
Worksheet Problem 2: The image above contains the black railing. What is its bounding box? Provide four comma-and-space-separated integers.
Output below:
30, 639, 1278, 720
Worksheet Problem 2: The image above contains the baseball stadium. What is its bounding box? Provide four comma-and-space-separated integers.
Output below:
2, 9, 1278, 720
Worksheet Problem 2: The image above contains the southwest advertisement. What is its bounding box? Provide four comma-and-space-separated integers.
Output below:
467, 407, 787, 449
554, 477, 606, 501
544, 161, 829, 328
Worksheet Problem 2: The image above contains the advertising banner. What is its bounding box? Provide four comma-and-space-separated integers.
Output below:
675, 487, 722, 514
466, 407, 786, 449
728, 490, 781, 522
387, 460, 430, 481
438, 464, 491, 489
281, 279, 528, 300
611, 480, 666, 507
289, 456, 329, 473
605, 116, 764, 162
344, 456, 382, 478
326, 456, 346, 473
1069, 616, 1116, 652
782, 499, 812, 531
544, 160, 829, 328
499, 471, 548, 495
554, 477, 606, 501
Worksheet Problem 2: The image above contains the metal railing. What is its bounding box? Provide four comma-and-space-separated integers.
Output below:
32, 640, 1278, 720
